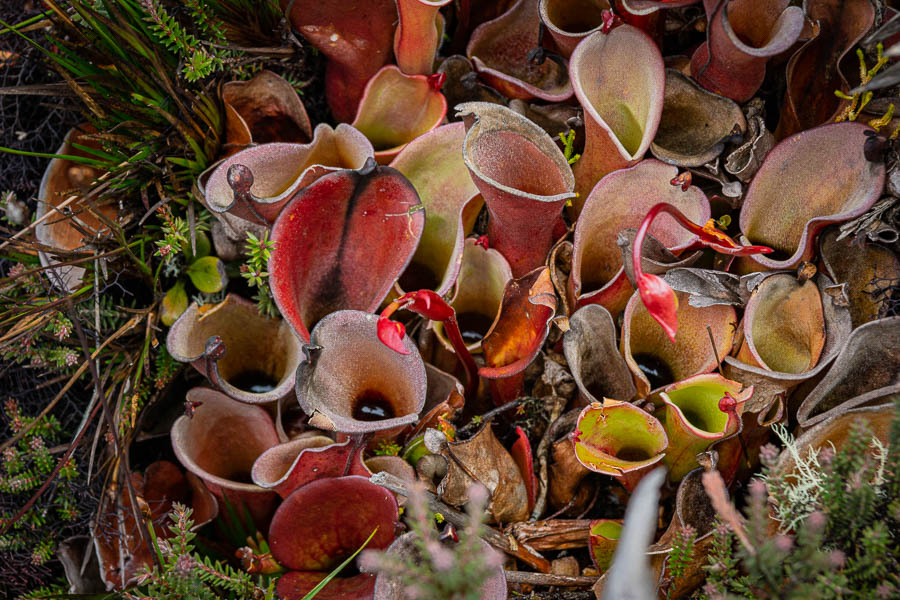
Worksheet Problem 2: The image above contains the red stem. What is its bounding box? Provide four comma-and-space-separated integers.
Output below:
631, 203, 664, 287
442, 315, 479, 402
632, 202, 772, 283
381, 294, 479, 403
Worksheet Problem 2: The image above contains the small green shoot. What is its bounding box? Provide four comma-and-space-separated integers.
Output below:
835, 44, 889, 123
299, 528, 379, 600
558, 129, 581, 165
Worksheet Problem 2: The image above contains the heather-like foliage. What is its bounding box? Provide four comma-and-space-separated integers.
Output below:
702, 399, 900, 599
361, 484, 501, 600
127, 503, 276, 600
0, 400, 80, 567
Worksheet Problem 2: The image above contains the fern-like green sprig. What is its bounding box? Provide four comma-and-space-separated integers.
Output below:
141, 0, 229, 82
242, 231, 278, 317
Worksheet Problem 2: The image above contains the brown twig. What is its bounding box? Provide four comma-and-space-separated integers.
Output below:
0, 313, 143, 453
63, 294, 160, 570
506, 519, 591, 551
370, 471, 552, 572
504, 571, 598, 587
456, 398, 525, 437
531, 399, 568, 520
0, 397, 102, 536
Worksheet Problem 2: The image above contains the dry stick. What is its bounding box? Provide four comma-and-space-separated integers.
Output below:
0, 398, 102, 536
0, 230, 94, 257
506, 519, 591, 551
1, 241, 128, 272
504, 571, 598, 587
544, 494, 578, 521
0, 311, 54, 345
0, 290, 94, 333
522, 592, 595, 600
0, 83, 76, 96
88, 356, 123, 483
575, 484, 600, 520
206, 42, 296, 55
0, 314, 143, 453
0, 316, 140, 452
89, 361, 120, 478
370, 472, 552, 573
63, 295, 160, 570
456, 398, 524, 437
0, 192, 81, 251
531, 398, 567, 520
0, 159, 128, 252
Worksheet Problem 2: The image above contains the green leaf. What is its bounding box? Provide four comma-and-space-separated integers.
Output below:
160, 281, 188, 326
186, 256, 227, 293
0, 145, 108, 167
300, 528, 379, 600
184, 230, 211, 261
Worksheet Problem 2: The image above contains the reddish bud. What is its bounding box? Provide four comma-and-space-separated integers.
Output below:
805, 511, 826, 532
377, 317, 410, 355
718, 392, 737, 414
774, 534, 794, 553
670, 171, 692, 191
601, 9, 621, 34
475, 235, 490, 249
378, 289, 477, 400
749, 478, 767, 499
695, 218, 771, 256
184, 400, 202, 418
439, 523, 459, 543
828, 550, 846, 569
427, 72, 447, 92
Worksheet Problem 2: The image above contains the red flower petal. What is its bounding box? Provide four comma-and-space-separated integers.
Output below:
636, 273, 679, 342
694, 219, 773, 256
377, 317, 410, 355
511, 426, 537, 512
397, 289, 456, 322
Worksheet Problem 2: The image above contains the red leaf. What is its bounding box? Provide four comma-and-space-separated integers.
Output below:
268, 160, 424, 342
269, 476, 398, 572
601, 9, 621, 34
670, 171, 691, 191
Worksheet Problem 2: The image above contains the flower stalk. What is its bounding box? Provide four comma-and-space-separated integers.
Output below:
378, 290, 478, 401
633, 202, 773, 341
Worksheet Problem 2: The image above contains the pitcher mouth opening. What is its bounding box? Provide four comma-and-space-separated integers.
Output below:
631, 352, 674, 390
614, 445, 654, 462
228, 369, 281, 394
351, 389, 398, 422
